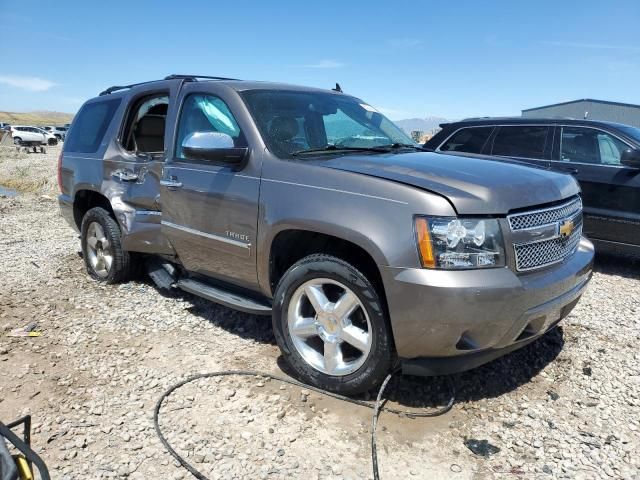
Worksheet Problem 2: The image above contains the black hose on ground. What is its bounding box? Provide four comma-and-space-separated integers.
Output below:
153, 370, 455, 480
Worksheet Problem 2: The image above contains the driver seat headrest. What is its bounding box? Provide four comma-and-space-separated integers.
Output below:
269, 116, 298, 142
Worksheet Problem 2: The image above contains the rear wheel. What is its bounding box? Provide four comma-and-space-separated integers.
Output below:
273, 254, 394, 394
13, 137, 21, 145
81, 207, 132, 284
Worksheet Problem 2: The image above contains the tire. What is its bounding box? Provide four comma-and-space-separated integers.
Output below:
272, 254, 394, 394
13, 137, 21, 145
80, 207, 131, 284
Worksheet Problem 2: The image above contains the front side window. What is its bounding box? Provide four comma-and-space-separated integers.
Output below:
175, 94, 246, 159
561, 126, 629, 165
241, 90, 413, 158
439, 127, 493, 154
492, 126, 549, 159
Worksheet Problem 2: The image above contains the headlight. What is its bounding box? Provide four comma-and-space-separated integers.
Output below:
414, 217, 505, 269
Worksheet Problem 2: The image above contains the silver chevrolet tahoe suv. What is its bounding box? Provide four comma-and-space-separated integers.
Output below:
58, 75, 594, 394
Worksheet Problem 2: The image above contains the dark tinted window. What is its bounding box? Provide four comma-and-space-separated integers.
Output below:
561, 127, 629, 165
65, 98, 121, 153
492, 126, 549, 159
439, 127, 493, 153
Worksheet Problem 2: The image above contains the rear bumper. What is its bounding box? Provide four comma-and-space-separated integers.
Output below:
58, 193, 77, 232
381, 237, 594, 374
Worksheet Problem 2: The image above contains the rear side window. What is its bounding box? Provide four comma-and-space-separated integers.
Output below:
65, 98, 121, 153
439, 127, 493, 154
492, 126, 549, 159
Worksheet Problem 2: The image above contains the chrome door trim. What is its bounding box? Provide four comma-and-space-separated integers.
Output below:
161, 220, 251, 249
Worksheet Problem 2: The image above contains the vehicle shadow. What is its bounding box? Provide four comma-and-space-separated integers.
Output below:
140, 276, 277, 346
185, 298, 277, 345
593, 251, 640, 281
382, 327, 565, 409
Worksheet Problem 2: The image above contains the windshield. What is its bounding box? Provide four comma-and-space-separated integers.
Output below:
617, 125, 640, 144
241, 90, 414, 158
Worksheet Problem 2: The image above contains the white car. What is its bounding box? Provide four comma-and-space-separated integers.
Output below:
42, 125, 67, 140
34, 127, 59, 145
9, 126, 54, 145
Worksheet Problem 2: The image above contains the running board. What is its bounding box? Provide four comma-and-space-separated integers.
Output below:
177, 278, 272, 316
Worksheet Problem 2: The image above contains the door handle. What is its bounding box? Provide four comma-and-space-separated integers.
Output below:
160, 179, 183, 189
556, 166, 579, 175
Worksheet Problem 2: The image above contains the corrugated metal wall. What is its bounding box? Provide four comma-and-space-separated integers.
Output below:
522, 100, 640, 127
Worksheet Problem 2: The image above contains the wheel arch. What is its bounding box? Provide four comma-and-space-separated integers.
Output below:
265, 228, 388, 311
73, 189, 115, 230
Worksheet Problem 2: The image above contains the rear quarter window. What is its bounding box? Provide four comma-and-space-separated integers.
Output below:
65, 98, 121, 153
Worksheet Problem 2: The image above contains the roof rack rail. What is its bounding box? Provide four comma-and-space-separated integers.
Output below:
99, 75, 241, 96
99, 80, 158, 96
163, 74, 241, 81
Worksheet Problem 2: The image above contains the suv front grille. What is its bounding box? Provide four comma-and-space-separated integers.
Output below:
508, 196, 583, 272
514, 223, 582, 270
508, 196, 582, 231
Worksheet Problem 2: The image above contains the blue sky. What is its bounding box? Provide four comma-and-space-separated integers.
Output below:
1, 0, 639, 120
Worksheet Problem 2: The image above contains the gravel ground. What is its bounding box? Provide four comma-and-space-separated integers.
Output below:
0, 148, 639, 479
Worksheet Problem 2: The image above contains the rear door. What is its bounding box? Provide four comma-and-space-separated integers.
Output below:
549, 125, 640, 246
160, 83, 262, 290
18, 127, 37, 142
488, 125, 552, 170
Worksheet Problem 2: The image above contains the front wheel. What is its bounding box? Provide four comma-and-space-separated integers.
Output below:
81, 207, 132, 284
273, 254, 394, 394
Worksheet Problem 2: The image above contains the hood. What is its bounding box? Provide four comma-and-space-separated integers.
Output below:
320, 151, 579, 215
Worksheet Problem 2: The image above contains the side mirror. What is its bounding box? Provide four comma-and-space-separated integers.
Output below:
181, 131, 248, 164
621, 148, 640, 168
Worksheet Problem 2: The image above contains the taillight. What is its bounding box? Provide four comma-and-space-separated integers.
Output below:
57, 151, 63, 193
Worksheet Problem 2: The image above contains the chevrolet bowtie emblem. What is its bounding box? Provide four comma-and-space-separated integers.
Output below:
559, 219, 574, 238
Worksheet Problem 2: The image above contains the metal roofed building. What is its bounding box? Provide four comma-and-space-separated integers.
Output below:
522, 99, 640, 127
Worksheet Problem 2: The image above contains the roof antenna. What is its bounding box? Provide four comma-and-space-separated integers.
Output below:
332, 83, 342, 93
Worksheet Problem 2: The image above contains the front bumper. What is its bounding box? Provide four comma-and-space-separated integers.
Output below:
381, 237, 594, 375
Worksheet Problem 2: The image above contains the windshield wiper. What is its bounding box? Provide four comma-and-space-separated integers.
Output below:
375, 143, 428, 151
291, 145, 392, 156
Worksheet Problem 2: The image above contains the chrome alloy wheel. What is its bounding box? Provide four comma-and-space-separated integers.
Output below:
287, 278, 373, 376
86, 222, 113, 278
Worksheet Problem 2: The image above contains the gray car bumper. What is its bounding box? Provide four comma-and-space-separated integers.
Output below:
58, 194, 78, 232
381, 237, 594, 374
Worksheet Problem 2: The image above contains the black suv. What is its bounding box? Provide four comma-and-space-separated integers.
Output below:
425, 118, 640, 255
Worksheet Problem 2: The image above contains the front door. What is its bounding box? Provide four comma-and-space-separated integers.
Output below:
549, 125, 640, 246
160, 87, 261, 290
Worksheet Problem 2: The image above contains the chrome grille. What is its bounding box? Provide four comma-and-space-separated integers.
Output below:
508, 196, 583, 271
514, 222, 582, 271
508, 197, 582, 231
